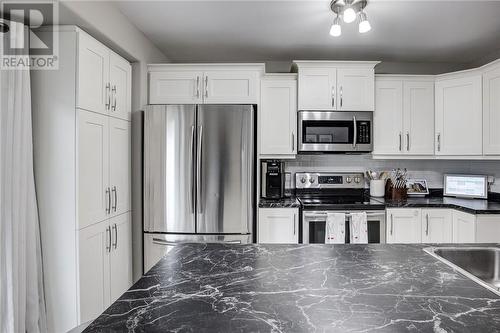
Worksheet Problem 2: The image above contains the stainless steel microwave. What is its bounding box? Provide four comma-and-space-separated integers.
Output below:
298, 111, 373, 153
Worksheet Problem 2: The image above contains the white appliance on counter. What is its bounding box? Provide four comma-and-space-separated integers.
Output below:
143, 105, 255, 272
444, 174, 489, 199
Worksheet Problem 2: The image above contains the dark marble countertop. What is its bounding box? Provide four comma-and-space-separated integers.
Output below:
85, 243, 500, 332
376, 196, 500, 214
258, 196, 301, 208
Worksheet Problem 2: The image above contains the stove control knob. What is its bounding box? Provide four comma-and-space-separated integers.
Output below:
309, 178, 315, 184
354, 177, 361, 184
300, 177, 307, 184
346, 177, 352, 183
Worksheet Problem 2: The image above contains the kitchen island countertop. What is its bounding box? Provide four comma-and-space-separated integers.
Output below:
84, 243, 500, 332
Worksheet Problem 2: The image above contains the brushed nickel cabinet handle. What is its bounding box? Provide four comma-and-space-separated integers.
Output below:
111, 85, 117, 111
390, 214, 394, 235
112, 186, 117, 212
399, 133, 402, 151
293, 214, 296, 236
204, 76, 208, 98
112, 223, 117, 249
106, 226, 111, 252
105, 187, 110, 214
196, 76, 200, 98
331, 86, 335, 107
437, 133, 441, 152
340, 86, 343, 108
406, 132, 410, 151
105, 83, 110, 110
425, 214, 429, 236
291, 132, 295, 152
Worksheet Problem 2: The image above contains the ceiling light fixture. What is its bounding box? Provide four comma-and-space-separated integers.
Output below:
329, 0, 372, 37
330, 15, 342, 37
358, 11, 371, 33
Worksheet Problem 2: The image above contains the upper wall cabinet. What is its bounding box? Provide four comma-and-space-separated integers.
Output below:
148, 64, 265, 104
77, 32, 131, 120
374, 77, 434, 156
483, 62, 500, 155
260, 75, 297, 158
294, 61, 379, 111
435, 74, 482, 156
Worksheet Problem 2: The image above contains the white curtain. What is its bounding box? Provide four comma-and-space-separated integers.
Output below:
0, 20, 47, 333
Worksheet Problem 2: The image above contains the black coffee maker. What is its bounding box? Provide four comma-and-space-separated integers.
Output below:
261, 160, 285, 199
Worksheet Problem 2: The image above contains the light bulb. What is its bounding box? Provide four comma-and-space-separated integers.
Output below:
343, 7, 356, 23
358, 12, 371, 33
330, 16, 342, 37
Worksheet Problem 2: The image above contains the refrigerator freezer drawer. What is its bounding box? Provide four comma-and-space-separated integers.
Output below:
143, 233, 252, 272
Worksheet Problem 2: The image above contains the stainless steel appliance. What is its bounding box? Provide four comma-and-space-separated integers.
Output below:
261, 160, 285, 199
298, 111, 372, 153
296, 172, 386, 244
143, 105, 254, 271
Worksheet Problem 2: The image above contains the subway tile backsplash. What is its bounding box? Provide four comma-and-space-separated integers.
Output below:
284, 155, 500, 192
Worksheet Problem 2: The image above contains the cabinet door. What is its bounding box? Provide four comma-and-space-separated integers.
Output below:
109, 118, 131, 216
386, 209, 422, 243
78, 110, 109, 229
403, 81, 435, 155
149, 71, 203, 104
78, 220, 110, 323
452, 210, 476, 243
258, 208, 298, 244
260, 79, 297, 156
421, 209, 452, 243
77, 32, 109, 115
109, 213, 132, 303
337, 68, 375, 111
373, 80, 403, 154
483, 65, 500, 155
298, 68, 336, 110
203, 71, 259, 104
435, 76, 482, 155
109, 52, 132, 121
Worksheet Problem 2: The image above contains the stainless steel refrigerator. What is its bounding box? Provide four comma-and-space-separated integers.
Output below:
143, 104, 254, 271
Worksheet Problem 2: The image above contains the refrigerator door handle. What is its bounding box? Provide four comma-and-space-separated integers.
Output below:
196, 125, 203, 214
190, 125, 196, 213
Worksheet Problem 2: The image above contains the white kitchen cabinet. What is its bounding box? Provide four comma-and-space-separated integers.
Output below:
452, 210, 476, 243
258, 208, 299, 244
109, 213, 133, 303
298, 67, 336, 110
475, 215, 500, 243
148, 64, 264, 104
435, 75, 482, 156
386, 209, 422, 243
374, 79, 403, 154
483, 64, 500, 155
337, 68, 375, 111
79, 213, 132, 322
403, 80, 435, 155
260, 75, 297, 157
421, 209, 452, 243
78, 219, 110, 324
374, 77, 434, 156
109, 52, 132, 120
77, 32, 131, 119
77, 32, 109, 115
109, 118, 131, 216
78, 110, 109, 229
32, 27, 133, 333
149, 71, 203, 104
295, 61, 378, 111
203, 71, 258, 104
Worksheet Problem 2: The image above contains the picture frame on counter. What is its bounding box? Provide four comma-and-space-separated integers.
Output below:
407, 179, 429, 197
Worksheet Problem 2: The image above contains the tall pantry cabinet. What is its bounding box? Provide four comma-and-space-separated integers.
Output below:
32, 27, 132, 333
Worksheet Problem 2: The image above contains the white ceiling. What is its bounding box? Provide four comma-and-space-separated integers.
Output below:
114, 0, 500, 67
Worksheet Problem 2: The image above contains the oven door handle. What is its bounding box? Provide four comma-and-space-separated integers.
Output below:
303, 212, 385, 219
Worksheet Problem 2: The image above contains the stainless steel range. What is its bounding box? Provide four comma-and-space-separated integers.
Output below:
296, 172, 386, 244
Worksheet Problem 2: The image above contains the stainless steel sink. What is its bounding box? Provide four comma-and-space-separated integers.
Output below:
424, 246, 500, 296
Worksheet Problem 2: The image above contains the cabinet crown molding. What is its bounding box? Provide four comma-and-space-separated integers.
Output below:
147, 63, 266, 73
292, 60, 380, 71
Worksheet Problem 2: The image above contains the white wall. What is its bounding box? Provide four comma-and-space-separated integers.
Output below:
285, 155, 500, 193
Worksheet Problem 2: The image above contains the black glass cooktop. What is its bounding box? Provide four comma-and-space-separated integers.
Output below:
297, 195, 385, 209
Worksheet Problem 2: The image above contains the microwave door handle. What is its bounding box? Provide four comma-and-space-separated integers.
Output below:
352, 115, 357, 149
